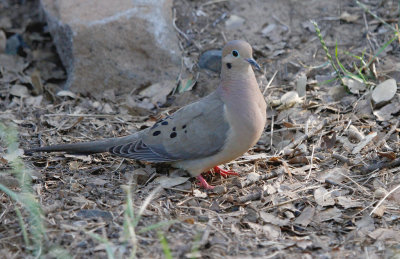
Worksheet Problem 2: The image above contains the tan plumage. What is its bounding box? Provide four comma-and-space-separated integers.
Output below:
26, 40, 267, 189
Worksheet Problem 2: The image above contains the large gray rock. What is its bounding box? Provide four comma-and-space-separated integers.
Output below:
40, 0, 180, 98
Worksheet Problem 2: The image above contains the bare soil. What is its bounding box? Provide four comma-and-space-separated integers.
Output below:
1, 0, 400, 258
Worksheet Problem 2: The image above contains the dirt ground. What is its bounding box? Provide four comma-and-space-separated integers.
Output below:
1, 0, 400, 258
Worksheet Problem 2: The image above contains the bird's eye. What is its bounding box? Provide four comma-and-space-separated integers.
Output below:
232, 50, 239, 57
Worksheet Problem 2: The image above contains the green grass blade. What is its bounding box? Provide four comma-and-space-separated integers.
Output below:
158, 231, 173, 259
15, 206, 30, 247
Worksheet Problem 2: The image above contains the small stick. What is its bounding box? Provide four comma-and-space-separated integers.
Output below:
280, 118, 332, 155
370, 184, 400, 216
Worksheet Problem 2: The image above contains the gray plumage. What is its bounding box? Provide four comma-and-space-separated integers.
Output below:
25, 40, 267, 189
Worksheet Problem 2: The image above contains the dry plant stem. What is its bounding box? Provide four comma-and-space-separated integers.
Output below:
44, 113, 116, 117
227, 153, 274, 164
280, 118, 332, 155
332, 152, 355, 165
370, 184, 400, 216
325, 179, 355, 193
238, 191, 262, 203
263, 195, 314, 211
262, 70, 278, 96
306, 144, 315, 180
172, 8, 201, 50
362, 158, 400, 173
236, 170, 281, 188
373, 120, 399, 149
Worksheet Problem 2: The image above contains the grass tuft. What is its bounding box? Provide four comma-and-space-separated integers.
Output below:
0, 123, 46, 256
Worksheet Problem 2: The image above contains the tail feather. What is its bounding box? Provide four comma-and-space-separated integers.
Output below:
24, 135, 137, 155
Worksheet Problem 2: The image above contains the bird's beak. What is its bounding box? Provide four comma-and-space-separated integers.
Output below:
246, 58, 261, 71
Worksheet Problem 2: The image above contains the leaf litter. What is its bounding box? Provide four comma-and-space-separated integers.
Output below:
0, 0, 399, 258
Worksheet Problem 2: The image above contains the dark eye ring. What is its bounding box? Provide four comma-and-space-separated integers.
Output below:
232, 50, 239, 57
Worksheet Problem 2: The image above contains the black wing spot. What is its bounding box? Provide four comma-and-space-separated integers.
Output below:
182, 125, 186, 129
153, 130, 161, 136
172, 127, 176, 131
170, 132, 177, 138
161, 121, 168, 125
226, 63, 232, 69
184, 130, 187, 134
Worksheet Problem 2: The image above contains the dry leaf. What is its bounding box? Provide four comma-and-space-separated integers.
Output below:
294, 206, 315, 227
314, 187, 335, 207
259, 211, 290, 226
336, 196, 363, 209
315, 207, 342, 222
352, 132, 377, 154
139, 80, 176, 105
154, 176, 189, 188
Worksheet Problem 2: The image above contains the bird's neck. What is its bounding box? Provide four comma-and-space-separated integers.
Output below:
218, 67, 259, 96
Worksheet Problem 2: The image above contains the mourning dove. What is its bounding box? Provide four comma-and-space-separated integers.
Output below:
25, 40, 267, 189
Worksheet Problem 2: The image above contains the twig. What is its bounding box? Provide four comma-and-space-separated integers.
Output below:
237, 191, 262, 203
262, 70, 278, 96
262, 195, 314, 211
172, 9, 201, 50
370, 184, 400, 216
305, 144, 315, 180
356, 1, 398, 33
233, 170, 281, 188
374, 120, 399, 149
362, 158, 400, 173
332, 152, 355, 166
279, 118, 332, 155
44, 114, 116, 117
227, 154, 275, 165
200, 0, 228, 8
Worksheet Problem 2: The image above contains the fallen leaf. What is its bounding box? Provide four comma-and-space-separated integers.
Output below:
139, 80, 176, 105
10, 84, 30, 97
314, 187, 335, 207
225, 15, 245, 30
343, 77, 365, 94
314, 207, 342, 222
294, 206, 315, 227
57, 90, 76, 99
177, 75, 196, 93
246, 222, 281, 239
336, 196, 363, 209
352, 132, 377, 154
154, 176, 189, 188
373, 100, 400, 121
259, 211, 290, 226
368, 228, 400, 242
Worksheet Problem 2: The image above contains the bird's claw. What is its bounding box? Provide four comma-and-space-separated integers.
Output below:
212, 166, 239, 177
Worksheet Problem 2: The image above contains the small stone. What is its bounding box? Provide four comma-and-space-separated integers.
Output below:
296, 73, 307, 97
5, 34, 25, 55
371, 79, 397, 107
225, 15, 245, 30
198, 49, 222, 73
197, 215, 209, 222
76, 209, 113, 221
212, 185, 226, 194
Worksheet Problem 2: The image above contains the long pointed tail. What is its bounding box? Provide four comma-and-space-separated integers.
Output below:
24, 135, 137, 155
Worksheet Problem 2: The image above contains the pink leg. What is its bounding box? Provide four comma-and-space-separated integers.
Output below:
212, 166, 239, 177
197, 175, 214, 190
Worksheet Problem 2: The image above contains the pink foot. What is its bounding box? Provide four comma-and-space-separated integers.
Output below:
197, 175, 214, 190
211, 166, 239, 177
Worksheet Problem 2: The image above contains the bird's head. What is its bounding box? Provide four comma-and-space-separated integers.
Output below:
221, 40, 260, 74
